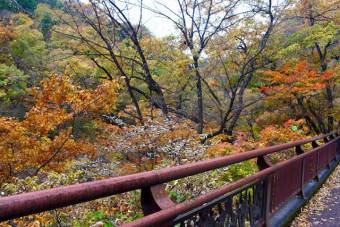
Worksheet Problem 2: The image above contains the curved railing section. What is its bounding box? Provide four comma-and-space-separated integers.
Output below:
0, 131, 339, 226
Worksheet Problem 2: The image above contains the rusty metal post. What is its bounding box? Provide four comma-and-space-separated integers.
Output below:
328, 144, 331, 168
141, 184, 175, 227
263, 175, 272, 227
337, 137, 340, 157
312, 141, 319, 149
295, 145, 305, 155
300, 158, 306, 198
257, 155, 273, 226
316, 150, 320, 181
257, 155, 273, 170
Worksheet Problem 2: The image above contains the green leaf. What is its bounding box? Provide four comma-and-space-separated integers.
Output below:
292, 126, 298, 132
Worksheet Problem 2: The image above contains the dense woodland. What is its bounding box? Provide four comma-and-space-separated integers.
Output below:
0, 0, 339, 225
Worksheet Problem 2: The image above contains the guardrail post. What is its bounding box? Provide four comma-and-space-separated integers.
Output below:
300, 158, 306, 198
310, 140, 321, 181
336, 134, 340, 157
257, 155, 273, 170
295, 145, 305, 155
329, 135, 335, 162
327, 143, 331, 168
257, 155, 273, 227
141, 184, 175, 226
312, 141, 319, 149
264, 175, 272, 227
316, 149, 320, 181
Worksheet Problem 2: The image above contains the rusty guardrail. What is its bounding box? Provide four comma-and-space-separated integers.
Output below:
0, 131, 339, 226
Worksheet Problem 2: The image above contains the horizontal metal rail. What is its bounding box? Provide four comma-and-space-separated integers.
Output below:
0, 131, 339, 225
123, 135, 340, 226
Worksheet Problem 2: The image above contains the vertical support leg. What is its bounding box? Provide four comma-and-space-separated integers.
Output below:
300, 158, 306, 199
328, 144, 331, 168
295, 145, 305, 155
257, 155, 273, 170
257, 155, 273, 227
337, 137, 340, 158
264, 175, 272, 227
323, 137, 329, 143
141, 184, 175, 226
336, 135, 340, 156
316, 150, 320, 181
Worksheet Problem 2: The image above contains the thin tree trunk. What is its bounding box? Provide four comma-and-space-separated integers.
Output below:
125, 77, 143, 122
194, 57, 203, 134
315, 41, 333, 132
296, 97, 322, 134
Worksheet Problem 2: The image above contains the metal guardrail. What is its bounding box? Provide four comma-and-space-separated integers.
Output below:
0, 131, 339, 226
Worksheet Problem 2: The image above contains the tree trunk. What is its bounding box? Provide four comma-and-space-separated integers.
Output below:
315, 42, 333, 132
194, 57, 203, 134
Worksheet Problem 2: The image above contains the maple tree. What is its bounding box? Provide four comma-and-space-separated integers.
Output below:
265, 0, 340, 133
260, 61, 331, 97
261, 61, 338, 134
0, 75, 119, 181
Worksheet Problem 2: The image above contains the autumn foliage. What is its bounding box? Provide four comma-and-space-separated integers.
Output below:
0, 0, 339, 225
0, 75, 119, 181
260, 61, 331, 99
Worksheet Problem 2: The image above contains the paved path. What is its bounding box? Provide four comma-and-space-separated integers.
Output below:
292, 164, 340, 227
307, 184, 340, 226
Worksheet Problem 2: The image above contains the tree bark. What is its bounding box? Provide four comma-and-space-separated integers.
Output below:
194, 57, 203, 134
